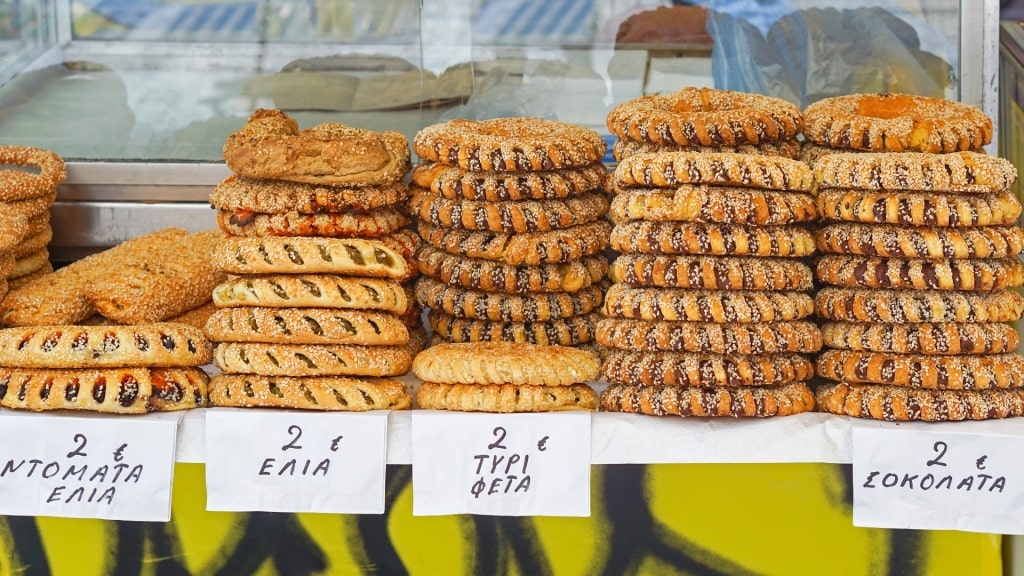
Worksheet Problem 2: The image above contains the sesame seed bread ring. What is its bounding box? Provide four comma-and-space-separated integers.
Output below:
11, 228, 53, 260
606, 87, 803, 147
0, 253, 13, 281
6, 265, 50, 291
0, 145, 66, 202
814, 151, 1015, 192
417, 382, 598, 412
214, 342, 411, 377
223, 109, 410, 186
6, 191, 57, 220
414, 276, 604, 322
815, 288, 1024, 323
803, 93, 992, 153
0, 323, 212, 368
600, 382, 815, 417
205, 307, 409, 346
216, 207, 408, 238
417, 219, 611, 266
815, 382, 1024, 421
610, 221, 816, 257
596, 319, 822, 355
416, 245, 608, 294
10, 249, 49, 279
817, 188, 1021, 227
613, 151, 812, 191
409, 186, 609, 233
609, 186, 817, 226
817, 350, 1024, 390
411, 161, 607, 201
816, 223, 1024, 259
212, 275, 409, 312
0, 367, 154, 413
411, 341, 600, 386
413, 117, 606, 171
427, 309, 596, 346
209, 374, 411, 411
821, 322, 1019, 355
815, 255, 1024, 292
602, 350, 814, 387
611, 138, 802, 162
209, 174, 409, 213
610, 254, 814, 291
0, 213, 28, 253
213, 230, 418, 280
602, 284, 815, 323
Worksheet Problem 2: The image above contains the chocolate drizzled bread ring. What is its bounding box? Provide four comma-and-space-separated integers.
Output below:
596, 319, 822, 354
416, 219, 611, 266
600, 382, 815, 417
411, 161, 607, 201
606, 87, 803, 147
210, 174, 409, 213
416, 246, 608, 294
609, 186, 817, 226
602, 284, 815, 323
610, 254, 814, 291
814, 151, 1014, 192
414, 276, 604, 322
816, 223, 1024, 259
214, 342, 411, 377
417, 382, 598, 412
212, 275, 409, 312
209, 375, 411, 410
216, 207, 408, 238
815, 255, 1024, 292
10, 249, 49, 279
603, 350, 814, 387
815, 382, 1024, 421
817, 349, 1024, 390
803, 93, 992, 153
817, 188, 1021, 227
610, 221, 816, 257
204, 307, 409, 345
409, 187, 608, 233
821, 322, 1019, 355
414, 118, 606, 171
428, 309, 596, 346
611, 139, 802, 162
815, 288, 1024, 323
613, 151, 813, 191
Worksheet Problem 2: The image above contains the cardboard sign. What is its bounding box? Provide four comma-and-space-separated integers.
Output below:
0, 412, 180, 521
853, 425, 1024, 534
412, 411, 591, 516
205, 410, 388, 514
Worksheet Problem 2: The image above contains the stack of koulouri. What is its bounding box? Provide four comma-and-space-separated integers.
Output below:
409, 118, 610, 350
0, 323, 211, 413
802, 93, 1024, 421
596, 150, 820, 417
605, 86, 804, 161
0, 146, 66, 294
207, 109, 421, 411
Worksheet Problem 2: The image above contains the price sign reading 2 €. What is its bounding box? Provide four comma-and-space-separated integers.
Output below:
412, 412, 591, 516
852, 426, 1024, 535
205, 410, 389, 514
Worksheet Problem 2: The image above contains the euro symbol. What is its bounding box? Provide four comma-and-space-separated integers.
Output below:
330, 436, 343, 452
113, 443, 127, 462
537, 436, 549, 451
977, 455, 988, 470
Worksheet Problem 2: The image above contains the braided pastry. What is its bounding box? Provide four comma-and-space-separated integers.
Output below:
600, 382, 815, 417
409, 187, 608, 233
816, 223, 1024, 259
821, 322, 1019, 355
416, 245, 608, 294
815, 287, 1024, 323
613, 151, 813, 191
817, 349, 1024, 389
411, 161, 607, 201
609, 186, 817, 226
414, 276, 604, 322
416, 219, 611, 266
610, 254, 814, 291
610, 221, 816, 257
428, 309, 596, 346
815, 382, 1024, 421
596, 318, 822, 354
602, 284, 815, 323
612, 138, 802, 162
602, 350, 814, 387
815, 255, 1024, 291
813, 151, 1015, 192
817, 189, 1021, 227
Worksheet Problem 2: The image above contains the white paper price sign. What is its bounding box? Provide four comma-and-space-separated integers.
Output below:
853, 426, 1024, 534
411, 411, 591, 516
205, 409, 388, 514
0, 411, 180, 521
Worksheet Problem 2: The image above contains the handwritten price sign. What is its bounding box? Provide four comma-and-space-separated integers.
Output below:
205, 410, 388, 514
0, 412, 180, 521
853, 425, 1024, 534
412, 412, 591, 516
